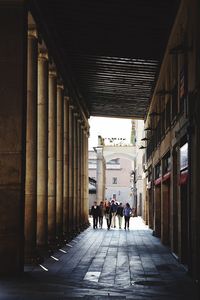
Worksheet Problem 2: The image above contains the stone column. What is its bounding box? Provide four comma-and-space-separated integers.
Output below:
73, 112, 78, 231
63, 95, 69, 237
85, 128, 89, 223
95, 139, 105, 203
25, 26, 38, 261
37, 49, 48, 251
56, 83, 64, 240
77, 117, 82, 230
82, 128, 86, 224
82, 126, 89, 224
68, 104, 74, 233
0, 0, 27, 275
76, 117, 81, 230
81, 125, 86, 224
48, 66, 57, 246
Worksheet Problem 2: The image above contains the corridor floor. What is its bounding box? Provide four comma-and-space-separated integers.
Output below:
0, 217, 198, 300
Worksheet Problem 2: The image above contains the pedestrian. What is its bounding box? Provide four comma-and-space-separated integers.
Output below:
116, 202, 124, 229
105, 201, 112, 230
91, 201, 99, 229
110, 199, 117, 228
98, 201, 105, 228
123, 203, 132, 230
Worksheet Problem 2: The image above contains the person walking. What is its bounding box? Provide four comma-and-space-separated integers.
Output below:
110, 199, 117, 228
116, 202, 124, 229
123, 202, 132, 230
105, 201, 112, 230
91, 201, 100, 229
98, 201, 105, 228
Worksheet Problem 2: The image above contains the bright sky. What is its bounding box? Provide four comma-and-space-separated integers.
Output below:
89, 117, 132, 149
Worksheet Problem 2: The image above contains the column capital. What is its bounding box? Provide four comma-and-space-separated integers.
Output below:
38, 48, 48, 60
57, 82, 64, 90
64, 95, 70, 102
49, 65, 57, 77
69, 104, 76, 111
28, 25, 38, 39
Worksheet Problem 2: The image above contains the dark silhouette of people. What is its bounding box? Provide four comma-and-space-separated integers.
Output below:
110, 199, 117, 228
105, 201, 112, 230
98, 201, 105, 228
91, 201, 100, 229
116, 202, 124, 229
123, 203, 132, 230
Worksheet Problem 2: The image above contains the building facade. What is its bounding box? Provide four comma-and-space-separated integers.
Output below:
143, 0, 200, 284
88, 150, 134, 207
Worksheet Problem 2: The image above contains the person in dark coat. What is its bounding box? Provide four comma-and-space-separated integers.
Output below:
116, 202, 124, 229
110, 199, 117, 228
105, 201, 112, 230
123, 202, 132, 230
91, 201, 100, 229
98, 201, 105, 228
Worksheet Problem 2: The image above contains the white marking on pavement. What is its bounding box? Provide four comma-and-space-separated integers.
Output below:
39, 264, 48, 271
59, 249, 67, 253
50, 255, 59, 261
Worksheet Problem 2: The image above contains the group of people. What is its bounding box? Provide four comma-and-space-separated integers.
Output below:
90, 200, 133, 230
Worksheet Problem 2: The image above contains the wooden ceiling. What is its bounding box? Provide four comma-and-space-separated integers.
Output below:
30, 0, 180, 119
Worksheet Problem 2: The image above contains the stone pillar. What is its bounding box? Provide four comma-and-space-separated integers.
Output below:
73, 112, 78, 231
56, 83, 64, 240
85, 129, 89, 223
25, 25, 38, 261
82, 126, 89, 224
79, 121, 83, 227
37, 49, 48, 251
95, 142, 105, 203
0, 0, 27, 275
77, 117, 82, 230
63, 95, 69, 238
48, 66, 57, 246
68, 104, 74, 233
77, 117, 81, 231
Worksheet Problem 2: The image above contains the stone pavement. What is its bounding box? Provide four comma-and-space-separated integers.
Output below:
0, 217, 198, 299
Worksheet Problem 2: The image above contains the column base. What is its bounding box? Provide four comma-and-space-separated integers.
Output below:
25, 248, 38, 265
35, 246, 49, 264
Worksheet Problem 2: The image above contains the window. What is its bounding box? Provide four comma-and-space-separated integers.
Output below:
112, 177, 117, 184
179, 63, 187, 115
165, 99, 171, 129
171, 53, 178, 120
155, 163, 161, 179
107, 158, 119, 165
162, 152, 171, 175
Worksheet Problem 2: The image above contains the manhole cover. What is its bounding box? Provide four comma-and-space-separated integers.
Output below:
131, 280, 164, 286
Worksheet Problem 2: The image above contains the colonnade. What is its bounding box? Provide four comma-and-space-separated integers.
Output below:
25, 22, 90, 261
0, 2, 89, 275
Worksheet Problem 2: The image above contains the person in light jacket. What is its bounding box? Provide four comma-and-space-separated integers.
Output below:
123, 202, 132, 230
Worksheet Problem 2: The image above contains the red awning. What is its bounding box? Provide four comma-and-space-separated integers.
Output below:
163, 172, 171, 183
179, 170, 188, 185
154, 177, 162, 186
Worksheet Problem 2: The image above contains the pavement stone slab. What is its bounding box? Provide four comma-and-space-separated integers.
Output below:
0, 217, 198, 299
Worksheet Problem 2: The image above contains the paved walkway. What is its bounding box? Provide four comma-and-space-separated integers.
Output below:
0, 217, 198, 299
